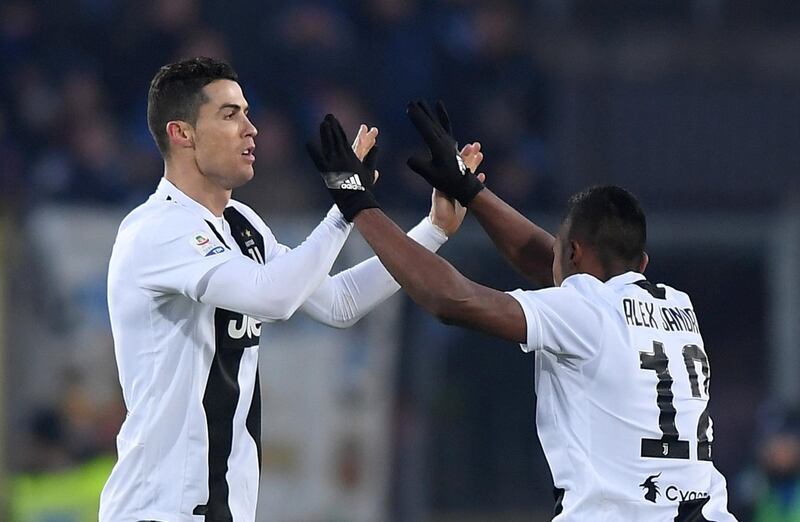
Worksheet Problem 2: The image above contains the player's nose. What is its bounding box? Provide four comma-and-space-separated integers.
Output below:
244, 115, 257, 138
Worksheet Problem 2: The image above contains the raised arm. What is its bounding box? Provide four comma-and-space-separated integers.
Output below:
304, 113, 526, 342
136, 203, 352, 323
405, 100, 555, 287
468, 188, 554, 287
300, 121, 485, 328
353, 208, 526, 342
299, 216, 448, 328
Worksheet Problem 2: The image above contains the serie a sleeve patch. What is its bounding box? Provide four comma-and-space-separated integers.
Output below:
189, 231, 226, 257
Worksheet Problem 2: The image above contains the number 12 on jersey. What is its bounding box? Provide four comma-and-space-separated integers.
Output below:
639, 341, 713, 461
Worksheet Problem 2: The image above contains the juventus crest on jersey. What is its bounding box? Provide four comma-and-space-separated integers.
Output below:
508, 272, 737, 521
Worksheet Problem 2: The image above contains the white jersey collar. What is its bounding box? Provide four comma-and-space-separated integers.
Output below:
155, 177, 229, 224
605, 271, 645, 287
560, 271, 645, 288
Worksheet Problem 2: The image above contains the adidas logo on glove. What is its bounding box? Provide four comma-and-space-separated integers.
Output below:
339, 174, 365, 191
321, 170, 370, 195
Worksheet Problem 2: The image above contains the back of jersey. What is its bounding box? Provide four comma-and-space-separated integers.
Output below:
509, 272, 736, 520
586, 273, 734, 519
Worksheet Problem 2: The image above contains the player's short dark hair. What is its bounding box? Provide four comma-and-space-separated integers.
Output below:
147, 57, 238, 157
564, 186, 646, 271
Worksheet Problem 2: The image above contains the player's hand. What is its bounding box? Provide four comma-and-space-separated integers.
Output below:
460, 141, 484, 175
307, 114, 380, 222
352, 124, 379, 163
406, 100, 485, 206
430, 142, 486, 236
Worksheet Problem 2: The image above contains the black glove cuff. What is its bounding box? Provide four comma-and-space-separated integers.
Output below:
335, 191, 380, 222
453, 173, 485, 207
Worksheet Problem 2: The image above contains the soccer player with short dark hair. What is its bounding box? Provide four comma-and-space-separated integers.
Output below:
100, 59, 483, 522
306, 104, 738, 520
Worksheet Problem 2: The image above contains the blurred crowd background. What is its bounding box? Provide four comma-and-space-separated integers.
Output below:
1, 0, 800, 521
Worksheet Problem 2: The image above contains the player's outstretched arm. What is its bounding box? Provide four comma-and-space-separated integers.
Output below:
301, 119, 461, 328
468, 188, 555, 287
195, 122, 381, 322
405, 100, 555, 287
306, 113, 526, 342
353, 208, 526, 342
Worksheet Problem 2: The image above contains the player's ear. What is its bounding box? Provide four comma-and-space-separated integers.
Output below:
166, 120, 195, 150
639, 251, 649, 273
569, 240, 582, 268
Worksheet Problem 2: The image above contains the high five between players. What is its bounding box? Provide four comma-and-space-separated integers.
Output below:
305, 103, 738, 520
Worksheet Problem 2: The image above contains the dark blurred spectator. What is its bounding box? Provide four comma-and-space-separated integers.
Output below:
174, 27, 230, 62
256, 3, 358, 108
737, 409, 800, 521
752, 427, 800, 520
359, 0, 435, 130
24, 407, 71, 473
0, 2, 42, 79
239, 107, 322, 215
0, 107, 23, 200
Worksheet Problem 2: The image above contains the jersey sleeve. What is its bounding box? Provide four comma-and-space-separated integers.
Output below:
299, 216, 449, 327
196, 205, 352, 322
134, 206, 239, 300
507, 275, 605, 361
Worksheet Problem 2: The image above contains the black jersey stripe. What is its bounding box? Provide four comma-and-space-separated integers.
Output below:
247, 372, 262, 469
631, 279, 667, 300
204, 220, 230, 249
553, 487, 565, 516
224, 207, 265, 468
196, 207, 265, 519
195, 332, 245, 521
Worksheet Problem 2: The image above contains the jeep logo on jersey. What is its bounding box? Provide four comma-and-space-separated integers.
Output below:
640, 473, 661, 503
228, 315, 261, 340
214, 309, 261, 350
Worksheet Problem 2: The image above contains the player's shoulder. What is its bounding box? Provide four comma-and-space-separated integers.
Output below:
619, 274, 696, 310
118, 196, 207, 244
513, 274, 602, 311
227, 198, 276, 241
654, 281, 694, 308
227, 199, 265, 226
561, 273, 608, 295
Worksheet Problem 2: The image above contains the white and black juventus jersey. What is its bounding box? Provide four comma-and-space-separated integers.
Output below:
101, 178, 449, 522
100, 179, 351, 522
508, 272, 737, 521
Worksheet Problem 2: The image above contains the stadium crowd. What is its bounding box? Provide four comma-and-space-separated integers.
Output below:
0, 0, 552, 216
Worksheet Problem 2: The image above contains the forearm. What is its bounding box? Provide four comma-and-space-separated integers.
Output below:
198, 207, 351, 321
301, 217, 448, 327
469, 189, 555, 287
352, 209, 477, 323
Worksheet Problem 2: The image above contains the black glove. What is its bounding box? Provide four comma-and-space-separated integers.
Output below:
406, 100, 484, 206
306, 114, 380, 221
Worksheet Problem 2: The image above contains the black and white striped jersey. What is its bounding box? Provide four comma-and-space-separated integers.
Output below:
101, 178, 448, 521
100, 178, 353, 522
508, 272, 738, 521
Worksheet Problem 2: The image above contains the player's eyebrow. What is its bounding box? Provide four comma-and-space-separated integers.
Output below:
218, 103, 249, 114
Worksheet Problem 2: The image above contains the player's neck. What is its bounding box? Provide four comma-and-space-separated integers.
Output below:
581, 255, 630, 283
164, 163, 231, 217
